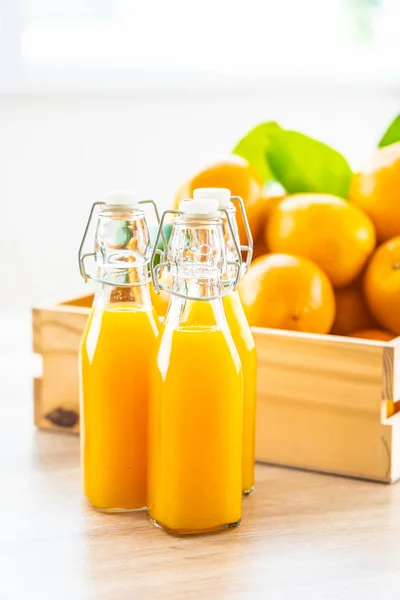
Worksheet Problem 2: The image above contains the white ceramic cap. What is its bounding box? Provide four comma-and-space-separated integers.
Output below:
193, 187, 232, 208
105, 190, 139, 206
179, 198, 219, 216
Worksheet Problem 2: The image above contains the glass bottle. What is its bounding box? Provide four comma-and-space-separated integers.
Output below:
78, 191, 160, 512
194, 188, 257, 495
148, 198, 243, 535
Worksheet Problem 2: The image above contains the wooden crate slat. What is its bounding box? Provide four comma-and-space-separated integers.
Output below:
381, 412, 400, 483
253, 328, 384, 415
37, 307, 90, 354
32, 297, 91, 433
256, 391, 387, 481
391, 344, 400, 402
40, 353, 80, 432
33, 377, 42, 428
32, 308, 42, 354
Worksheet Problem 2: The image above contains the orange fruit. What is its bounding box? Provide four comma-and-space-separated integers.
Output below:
331, 281, 376, 336
253, 193, 285, 259
349, 329, 395, 341
350, 142, 400, 242
253, 232, 269, 260
239, 253, 335, 333
266, 193, 376, 288
174, 157, 264, 242
364, 236, 400, 335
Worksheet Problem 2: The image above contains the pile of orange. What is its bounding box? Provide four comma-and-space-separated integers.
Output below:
173, 144, 400, 342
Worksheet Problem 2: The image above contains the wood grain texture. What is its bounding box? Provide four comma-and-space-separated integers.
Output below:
3, 356, 400, 600
32, 304, 89, 433
391, 339, 400, 402
33, 376, 42, 427
253, 327, 385, 413
253, 327, 399, 482
381, 412, 400, 483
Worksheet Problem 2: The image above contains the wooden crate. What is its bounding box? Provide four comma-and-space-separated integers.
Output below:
32, 295, 400, 482
32, 295, 93, 434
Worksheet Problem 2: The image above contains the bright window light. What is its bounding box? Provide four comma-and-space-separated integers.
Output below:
2, 0, 400, 89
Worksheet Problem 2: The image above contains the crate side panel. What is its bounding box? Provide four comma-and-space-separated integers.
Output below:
39, 309, 89, 354
254, 330, 384, 415
381, 412, 400, 483
33, 377, 42, 427
256, 389, 388, 481
38, 353, 80, 433
390, 345, 400, 402
32, 308, 42, 354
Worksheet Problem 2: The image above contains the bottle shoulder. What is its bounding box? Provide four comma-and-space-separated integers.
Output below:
81, 302, 159, 363
154, 318, 242, 377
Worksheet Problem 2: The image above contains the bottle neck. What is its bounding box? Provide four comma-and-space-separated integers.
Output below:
165, 270, 228, 331
164, 293, 228, 332
95, 206, 150, 267
93, 266, 153, 311
160, 212, 230, 326
172, 272, 222, 299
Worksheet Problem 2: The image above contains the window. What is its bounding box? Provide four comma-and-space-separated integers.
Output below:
1, 0, 399, 91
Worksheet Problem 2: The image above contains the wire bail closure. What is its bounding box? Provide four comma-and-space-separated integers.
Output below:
151, 208, 242, 302
78, 199, 166, 287
230, 195, 253, 273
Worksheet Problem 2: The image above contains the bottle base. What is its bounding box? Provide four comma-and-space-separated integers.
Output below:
242, 485, 254, 497
86, 499, 147, 513
149, 514, 241, 537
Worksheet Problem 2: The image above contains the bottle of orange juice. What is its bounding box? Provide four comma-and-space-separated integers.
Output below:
78, 191, 160, 512
148, 198, 243, 535
193, 188, 257, 495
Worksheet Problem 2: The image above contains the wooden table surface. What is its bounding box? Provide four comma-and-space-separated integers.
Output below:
2, 313, 400, 599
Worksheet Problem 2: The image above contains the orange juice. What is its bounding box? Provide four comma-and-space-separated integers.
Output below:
159, 291, 257, 494
223, 290, 257, 494
80, 301, 159, 511
148, 300, 243, 534
182, 188, 257, 494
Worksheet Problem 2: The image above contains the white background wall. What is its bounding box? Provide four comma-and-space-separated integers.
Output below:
1, 86, 399, 309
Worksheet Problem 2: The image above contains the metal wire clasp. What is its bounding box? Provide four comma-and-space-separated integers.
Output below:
78, 199, 166, 286
230, 195, 253, 273
151, 208, 242, 301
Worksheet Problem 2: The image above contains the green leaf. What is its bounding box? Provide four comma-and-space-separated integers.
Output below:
233, 122, 280, 183
115, 221, 132, 246
265, 129, 353, 199
149, 224, 173, 266
378, 114, 400, 148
